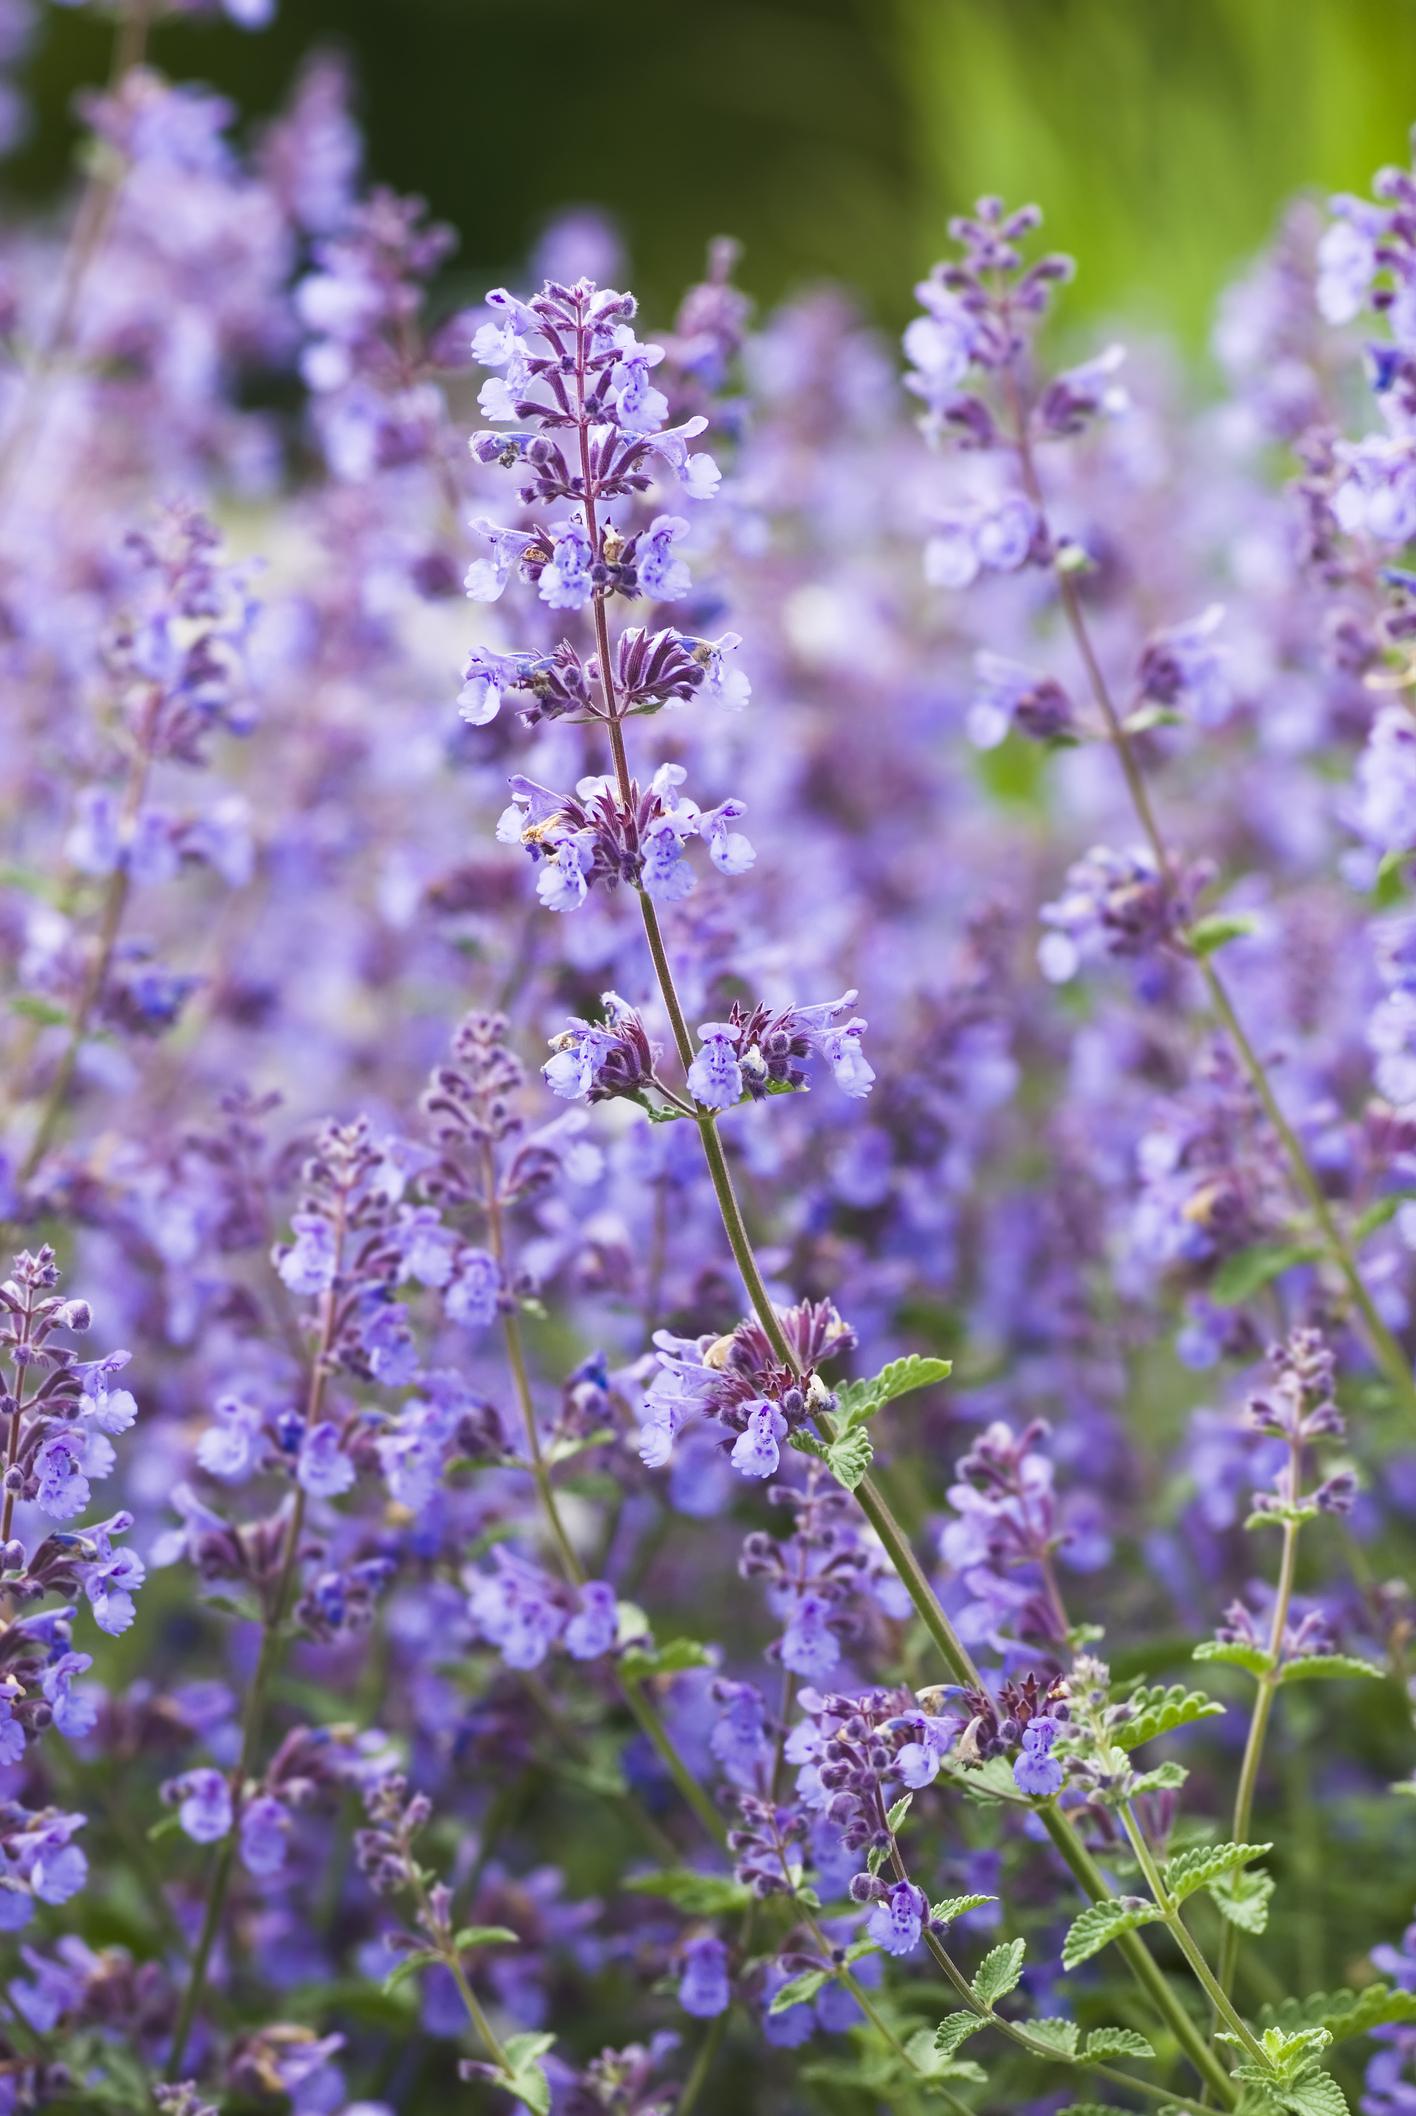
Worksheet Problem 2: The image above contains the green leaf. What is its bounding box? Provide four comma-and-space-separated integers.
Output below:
1084, 2026, 1157, 2060
933, 2012, 985, 2058
625, 1870, 752, 1916
382, 1949, 439, 1993
618, 1636, 712, 1681
1195, 1638, 1273, 1678
885, 1791, 912, 1833
1111, 1682, 1225, 1750
1209, 1242, 1321, 1306
770, 1968, 829, 2014
930, 1892, 997, 1925
1130, 1761, 1191, 1795
1024, 2017, 1080, 2056
823, 1427, 875, 1491
505, 2064, 552, 2116
544, 1425, 616, 1465
1276, 1653, 1385, 1685
1259, 1984, 1416, 2046
1211, 1866, 1275, 1935
1061, 1897, 1163, 1970
972, 1937, 1026, 2007
1187, 912, 1259, 958
1279, 2070, 1350, 2116
1165, 1841, 1272, 1905
9, 994, 71, 1026
1350, 1189, 1416, 1243
453, 1925, 519, 1950
503, 2034, 556, 2070
833, 1354, 953, 1431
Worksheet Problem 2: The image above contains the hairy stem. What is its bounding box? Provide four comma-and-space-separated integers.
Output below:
1119, 1803, 1264, 2070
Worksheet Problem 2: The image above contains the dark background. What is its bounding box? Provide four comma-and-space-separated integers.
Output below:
14, 0, 1416, 338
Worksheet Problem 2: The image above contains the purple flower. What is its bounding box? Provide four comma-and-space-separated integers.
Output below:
563, 1580, 617, 1661
34, 1435, 90, 1520
277, 1214, 338, 1296
297, 1421, 355, 1499
730, 1400, 787, 1480
171, 1769, 234, 1845
866, 1881, 927, 1957
638, 514, 690, 602
240, 1795, 290, 1876
41, 1654, 97, 1741
446, 1249, 501, 1330
1012, 1715, 1064, 1798
678, 1935, 730, 2018
197, 1395, 267, 1481
779, 1592, 841, 1678
688, 1025, 744, 1111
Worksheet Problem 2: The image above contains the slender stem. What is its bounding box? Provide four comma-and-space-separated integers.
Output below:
1214, 1440, 1303, 2006
1119, 1804, 1264, 2069
1042, 1804, 1237, 2104
566, 324, 1250, 2085
1009, 402, 1416, 1422
169, 1184, 349, 2071
446, 1955, 512, 2074
478, 1139, 726, 1846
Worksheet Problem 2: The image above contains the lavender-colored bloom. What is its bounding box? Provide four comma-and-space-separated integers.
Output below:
677, 1934, 730, 2018
172, 1769, 234, 1845
445, 1248, 501, 1330
34, 1434, 91, 1520
239, 1795, 289, 1876
866, 1881, 927, 1957
729, 1400, 786, 1480
688, 1024, 744, 1110
297, 1421, 356, 1498
563, 1580, 617, 1661
1012, 1714, 1064, 1797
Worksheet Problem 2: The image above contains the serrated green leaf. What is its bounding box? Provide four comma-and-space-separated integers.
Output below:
1061, 1896, 1163, 1970
1111, 1683, 1225, 1750
972, 1936, 1026, 2007
503, 2034, 556, 2070
382, 1948, 439, 1993
931, 1892, 996, 1925
1195, 1638, 1273, 1678
1209, 1243, 1321, 1307
1211, 1866, 1275, 1935
1276, 1653, 1385, 1685
824, 1428, 875, 1490
1165, 1841, 1272, 1905
1187, 912, 1259, 958
453, 1925, 518, 1950
834, 1354, 953, 1431
1259, 1984, 1416, 2046
618, 1636, 712, 1680
1024, 2017, 1080, 2056
1130, 1760, 1190, 1795
506, 2064, 551, 2116
1279, 2070, 1349, 2116
788, 1430, 830, 1462
9, 994, 71, 1026
933, 2013, 985, 2058
1084, 2026, 1156, 2060
625, 1870, 752, 1916
770, 1968, 829, 2014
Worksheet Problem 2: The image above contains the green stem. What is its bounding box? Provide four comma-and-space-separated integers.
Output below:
1008, 403, 1416, 1423
1042, 1805, 1237, 2104
1119, 1804, 1264, 2070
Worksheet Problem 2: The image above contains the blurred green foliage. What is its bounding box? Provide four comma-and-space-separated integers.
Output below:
10, 0, 1416, 335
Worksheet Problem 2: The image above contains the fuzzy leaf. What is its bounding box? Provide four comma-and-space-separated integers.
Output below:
824, 1427, 875, 1491
1165, 1841, 1272, 1905
933, 2012, 985, 2059
1061, 1897, 1163, 1970
1084, 2026, 1156, 2060
453, 1926, 519, 1951
382, 1949, 439, 1993
1130, 1760, 1190, 1795
618, 1637, 712, 1681
506, 2065, 551, 2116
1187, 912, 1259, 957
972, 1936, 1026, 2006
1211, 1866, 1275, 1936
1276, 1653, 1385, 1685
885, 1792, 913, 1832
1194, 1638, 1273, 1678
1279, 2070, 1349, 2116
1111, 1683, 1224, 1750
1259, 1984, 1416, 2046
834, 1355, 953, 1431
770, 1968, 829, 2014
931, 1892, 997, 1925
625, 1870, 752, 1916
1024, 2017, 1080, 2056
1209, 1243, 1321, 1307
503, 2034, 556, 2070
